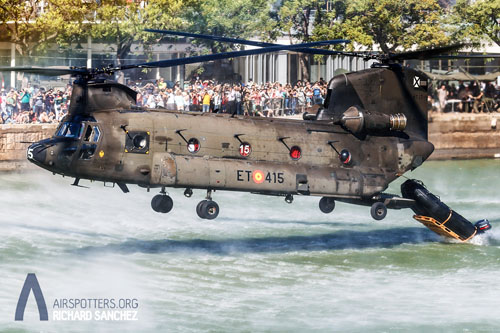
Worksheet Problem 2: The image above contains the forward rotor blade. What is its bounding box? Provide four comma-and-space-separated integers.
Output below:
145, 28, 275, 48
0, 66, 88, 76
145, 28, 347, 56
117, 39, 350, 71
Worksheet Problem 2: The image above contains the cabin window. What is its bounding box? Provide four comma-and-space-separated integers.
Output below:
125, 131, 150, 154
187, 138, 200, 153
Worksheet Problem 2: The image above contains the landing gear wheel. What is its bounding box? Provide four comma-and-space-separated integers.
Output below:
370, 202, 387, 221
199, 200, 220, 220
196, 200, 208, 218
319, 197, 335, 214
151, 194, 173, 213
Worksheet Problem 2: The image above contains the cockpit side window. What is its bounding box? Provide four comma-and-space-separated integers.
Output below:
83, 125, 93, 142
93, 126, 101, 142
79, 143, 97, 160
79, 125, 101, 160
56, 121, 85, 139
56, 123, 68, 137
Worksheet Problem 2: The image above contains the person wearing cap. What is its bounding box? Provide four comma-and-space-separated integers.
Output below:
20, 88, 31, 112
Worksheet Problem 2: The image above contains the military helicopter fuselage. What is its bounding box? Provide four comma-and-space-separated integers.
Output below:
26, 64, 434, 220
4, 32, 494, 236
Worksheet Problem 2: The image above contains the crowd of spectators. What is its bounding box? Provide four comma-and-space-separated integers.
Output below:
0, 77, 328, 124
3, 76, 500, 125
429, 80, 500, 113
0, 83, 71, 124
133, 77, 328, 117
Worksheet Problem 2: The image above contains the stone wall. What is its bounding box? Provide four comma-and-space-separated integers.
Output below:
0, 124, 57, 171
1, 114, 500, 171
428, 113, 500, 160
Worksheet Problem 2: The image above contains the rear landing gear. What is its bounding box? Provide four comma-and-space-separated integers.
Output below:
319, 197, 335, 213
370, 202, 387, 220
197, 200, 220, 219
196, 190, 220, 220
151, 187, 173, 213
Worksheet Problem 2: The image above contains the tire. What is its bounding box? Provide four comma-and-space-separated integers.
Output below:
370, 202, 387, 221
159, 195, 173, 213
319, 197, 335, 214
201, 201, 219, 220
196, 200, 208, 218
151, 195, 164, 213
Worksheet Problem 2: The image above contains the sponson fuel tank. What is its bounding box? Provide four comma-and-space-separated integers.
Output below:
401, 179, 491, 242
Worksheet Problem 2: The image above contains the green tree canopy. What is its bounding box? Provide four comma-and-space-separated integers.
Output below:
91, 0, 193, 66
451, 0, 500, 46
0, 0, 90, 57
264, 0, 326, 80
313, 0, 450, 53
183, 0, 273, 53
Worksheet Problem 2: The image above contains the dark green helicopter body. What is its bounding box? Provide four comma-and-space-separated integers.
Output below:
27, 63, 433, 220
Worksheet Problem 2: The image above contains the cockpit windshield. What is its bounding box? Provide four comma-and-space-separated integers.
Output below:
56, 122, 85, 139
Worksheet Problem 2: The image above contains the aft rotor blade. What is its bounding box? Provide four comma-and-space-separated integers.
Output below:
145, 28, 347, 56
0, 66, 88, 76
389, 44, 468, 61
117, 39, 350, 71
432, 54, 500, 59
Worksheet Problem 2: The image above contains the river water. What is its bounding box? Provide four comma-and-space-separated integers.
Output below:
1, 159, 500, 332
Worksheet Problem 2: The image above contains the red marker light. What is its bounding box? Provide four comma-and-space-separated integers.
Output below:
290, 146, 301, 160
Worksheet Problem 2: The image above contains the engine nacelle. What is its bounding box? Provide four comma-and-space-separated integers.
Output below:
339, 106, 407, 135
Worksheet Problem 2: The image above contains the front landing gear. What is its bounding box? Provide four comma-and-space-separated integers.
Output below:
196, 190, 220, 220
319, 197, 335, 214
370, 202, 387, 220
151, 187, 173, 213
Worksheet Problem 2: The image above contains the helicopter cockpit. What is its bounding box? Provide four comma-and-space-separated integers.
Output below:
47, 115, 102, 163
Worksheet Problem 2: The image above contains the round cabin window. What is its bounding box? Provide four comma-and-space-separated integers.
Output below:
133, 135, 147, 149
187, 138, 200, 153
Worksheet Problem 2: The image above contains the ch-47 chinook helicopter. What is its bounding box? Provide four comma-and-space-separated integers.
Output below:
2, 31, 497, 242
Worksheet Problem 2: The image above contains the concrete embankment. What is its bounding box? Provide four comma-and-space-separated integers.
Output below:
1, 113, 500, 171
0, 124, 57, 171
428, 113, 500, 160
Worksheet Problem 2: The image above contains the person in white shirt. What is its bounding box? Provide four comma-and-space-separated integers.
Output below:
174, 89, 184, 111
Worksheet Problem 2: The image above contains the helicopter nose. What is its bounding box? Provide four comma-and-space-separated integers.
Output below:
27, 143, 47, 165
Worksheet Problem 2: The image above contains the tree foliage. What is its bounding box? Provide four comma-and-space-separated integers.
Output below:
451, 0, 500, 46
0, 0, 89, 57
313, 0, 450, 53
183, 0, 273, 53
91, 0, 193, 65
270, 0, 323, 42
264, 0, 326, 80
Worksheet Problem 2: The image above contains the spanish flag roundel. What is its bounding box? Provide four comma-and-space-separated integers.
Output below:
252, 170, 265, 184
